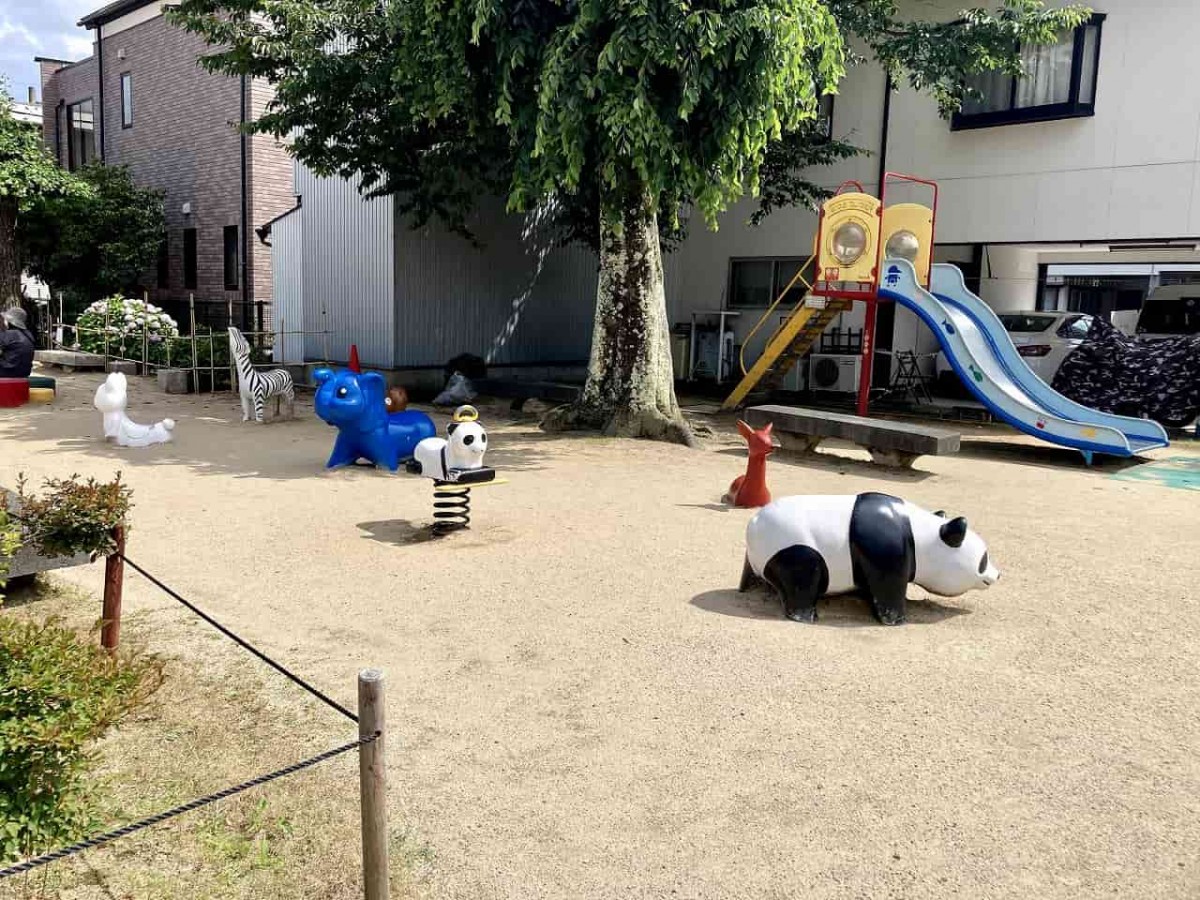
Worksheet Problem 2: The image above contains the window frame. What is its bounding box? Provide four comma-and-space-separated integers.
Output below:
156, 232, 169, 289
223, 225, 239, 291
65, 98, 95, 171
183, 227, 198, 290
120, 72, 133, 129
951, 13, 1106, 131
727, 256, 810, 310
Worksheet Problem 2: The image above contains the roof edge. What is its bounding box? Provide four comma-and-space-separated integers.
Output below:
78, 0, 159, 28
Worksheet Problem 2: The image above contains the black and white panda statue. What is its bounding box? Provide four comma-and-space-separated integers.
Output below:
740, 492, 999, 625
406, 404, 490, 482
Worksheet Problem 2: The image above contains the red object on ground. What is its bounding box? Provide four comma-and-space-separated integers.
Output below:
349, 345, 362, 373
725, 420, 775, 508
0, 378, 30, 408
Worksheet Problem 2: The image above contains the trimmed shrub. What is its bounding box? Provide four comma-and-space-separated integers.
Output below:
16, 473, 133, 560
0, 616, 162, 862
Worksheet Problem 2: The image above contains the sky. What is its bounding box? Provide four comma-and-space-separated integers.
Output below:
2, 1, 98, 103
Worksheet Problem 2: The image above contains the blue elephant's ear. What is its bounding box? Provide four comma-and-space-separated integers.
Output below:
360, 372, 386, 404
313, 367, 333, 385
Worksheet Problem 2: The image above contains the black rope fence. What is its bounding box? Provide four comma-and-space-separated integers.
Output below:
119, 554, 358, 723
0, 555, 372, 881
0, 734, 376, 880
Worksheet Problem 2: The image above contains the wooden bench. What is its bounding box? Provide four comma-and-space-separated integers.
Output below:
473, 378, 581, 411
744, 404, 961, 469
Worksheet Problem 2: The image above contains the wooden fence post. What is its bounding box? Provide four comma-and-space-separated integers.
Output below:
358, 669, 389, 900
101, 525, 126, 650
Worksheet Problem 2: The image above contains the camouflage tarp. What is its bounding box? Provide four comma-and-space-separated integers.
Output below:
1051, 317, 1200, 429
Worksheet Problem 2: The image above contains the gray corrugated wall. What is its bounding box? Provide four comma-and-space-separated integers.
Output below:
270, 209, 304, 364
393, 198, 599, 367
296, 166, 395, 366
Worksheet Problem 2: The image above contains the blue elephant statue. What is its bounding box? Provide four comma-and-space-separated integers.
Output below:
312, 368, 436, 471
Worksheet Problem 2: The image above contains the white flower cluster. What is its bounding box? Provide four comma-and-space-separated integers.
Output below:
78, 297, 181, 343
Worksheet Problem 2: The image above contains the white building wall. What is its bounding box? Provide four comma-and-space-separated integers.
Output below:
884, 0, 1200, 245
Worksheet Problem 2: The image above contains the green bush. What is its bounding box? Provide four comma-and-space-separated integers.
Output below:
74, 297, 181, 366
0, 616, 162, 863
0, 506, 20, 604
16, 473, 133, 560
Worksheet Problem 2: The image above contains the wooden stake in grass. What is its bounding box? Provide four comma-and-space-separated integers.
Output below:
358, 668, 389, 900
101, 525, 126, 650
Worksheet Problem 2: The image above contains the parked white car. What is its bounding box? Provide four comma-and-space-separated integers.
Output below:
1135, 285, 1200, 342
936, 310, 1094, 388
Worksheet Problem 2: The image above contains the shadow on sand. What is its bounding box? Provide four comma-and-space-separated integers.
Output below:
690, 587, 972, 628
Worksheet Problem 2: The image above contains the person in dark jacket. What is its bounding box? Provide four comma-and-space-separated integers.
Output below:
0, 307, 36, 379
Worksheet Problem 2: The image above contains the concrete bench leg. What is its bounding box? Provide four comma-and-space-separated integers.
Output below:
777, 433, 823, 455
867, 448, 920, 469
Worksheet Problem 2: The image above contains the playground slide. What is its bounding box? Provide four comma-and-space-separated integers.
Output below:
877, 258, 1169, 461
928, 264, 1169, 454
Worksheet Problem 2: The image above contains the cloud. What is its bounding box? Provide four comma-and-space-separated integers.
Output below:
0, 17, 43, 50
1, 2, 96, 99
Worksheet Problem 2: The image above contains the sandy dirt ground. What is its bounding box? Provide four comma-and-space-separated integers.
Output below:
3, 371, 1199, 900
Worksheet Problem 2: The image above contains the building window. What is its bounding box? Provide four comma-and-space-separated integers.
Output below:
156, 233, 169, 288
120, 72, 132, 128
952, 13, 1105, 130
66, 99, 95, 170
728, 258, 811, 310
183, 228, 198, 290
223, 225, 239, 290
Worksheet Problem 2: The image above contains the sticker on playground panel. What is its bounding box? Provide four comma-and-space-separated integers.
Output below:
1112, 456, 1200, 491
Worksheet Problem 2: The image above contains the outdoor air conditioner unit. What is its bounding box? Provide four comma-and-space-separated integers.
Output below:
809, 353, 861, 393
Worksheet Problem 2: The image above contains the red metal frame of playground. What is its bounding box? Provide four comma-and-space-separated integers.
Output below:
809, 172, 940, 417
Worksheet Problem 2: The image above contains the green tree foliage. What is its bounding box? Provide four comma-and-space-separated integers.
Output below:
20, 164, 166, 317
0, 81, 86, 307
168, 0, 1087, 440
0, 615, 162, 863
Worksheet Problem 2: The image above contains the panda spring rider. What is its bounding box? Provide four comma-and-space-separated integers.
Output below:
741, 493, 999, 625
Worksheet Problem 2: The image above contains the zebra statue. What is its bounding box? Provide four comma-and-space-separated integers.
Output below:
228, 327, 295, 422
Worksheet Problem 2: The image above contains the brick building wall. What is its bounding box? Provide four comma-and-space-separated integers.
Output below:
247, 78, 297, 313
37, 3, 294, 333
39, 56, 98, 167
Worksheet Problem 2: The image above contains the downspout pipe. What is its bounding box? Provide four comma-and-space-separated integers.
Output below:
240, 74, 251, 331
95, 26, 105, 161
876, 71, 893, 194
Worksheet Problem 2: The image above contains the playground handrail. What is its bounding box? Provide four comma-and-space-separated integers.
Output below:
737, 254, 817, 376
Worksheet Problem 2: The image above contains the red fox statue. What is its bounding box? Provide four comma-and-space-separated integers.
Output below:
724, 420, 775, 508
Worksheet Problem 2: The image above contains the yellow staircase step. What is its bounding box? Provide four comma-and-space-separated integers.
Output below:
721, 296, 852, 411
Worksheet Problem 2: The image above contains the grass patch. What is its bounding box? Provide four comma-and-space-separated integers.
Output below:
0, 580, 432, 900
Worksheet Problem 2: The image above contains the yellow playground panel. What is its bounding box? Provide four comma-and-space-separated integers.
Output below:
722, 173, 940, 414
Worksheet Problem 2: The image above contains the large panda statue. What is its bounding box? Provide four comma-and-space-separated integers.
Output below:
741, 493, 999, 625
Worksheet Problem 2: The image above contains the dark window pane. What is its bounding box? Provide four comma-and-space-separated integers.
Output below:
963, 70, 1013, 114
1000, 314, 1057, 333
157, 233, 169, 288
67, 99, 94, 171
772, 258, 809, 309
1138, 297, 1200, 335
183, 228, 198, 290
729, 260, 774, 309
817, 94, 834, 140
223, 225, 239, 290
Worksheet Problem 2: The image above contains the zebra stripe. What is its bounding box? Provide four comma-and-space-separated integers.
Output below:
228, 327, 294, 422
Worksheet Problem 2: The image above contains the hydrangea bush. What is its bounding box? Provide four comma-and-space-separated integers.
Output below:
74, 297, 180, 365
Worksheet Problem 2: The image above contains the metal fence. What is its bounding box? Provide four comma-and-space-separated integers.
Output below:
43, 293, 333, 392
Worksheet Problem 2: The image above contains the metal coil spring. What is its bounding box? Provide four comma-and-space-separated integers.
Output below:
432, 482, 472, 535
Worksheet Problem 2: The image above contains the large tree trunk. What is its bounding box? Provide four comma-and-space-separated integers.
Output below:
543, 187, 694, 446
0, 200, 21, 309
